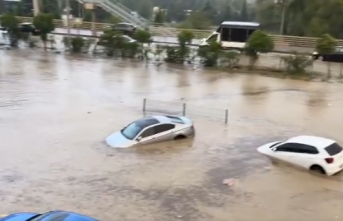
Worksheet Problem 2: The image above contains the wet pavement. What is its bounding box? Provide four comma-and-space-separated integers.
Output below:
1, 50, 343, 221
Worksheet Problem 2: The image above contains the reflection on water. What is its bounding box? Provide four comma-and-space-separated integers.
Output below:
1, 50, 343, 221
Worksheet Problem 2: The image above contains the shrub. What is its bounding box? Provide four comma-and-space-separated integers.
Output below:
133, 29, 152, 44
165, 46, 184, 63
33, 13, 55, 50
122, 41, 140, 58
165, 30, 195, 63
177, 30, 195, 45
316, 34, 336, 78
198, 42, 221, 67
281, 53, 313, 74
245, 30, 274, 69
71, 37, 85, 53
219, 50, 240, 69
0, 13, 21, 47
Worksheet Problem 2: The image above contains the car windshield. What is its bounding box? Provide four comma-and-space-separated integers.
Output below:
325, 143, 343, 156
27, 212, 70, 221
270, 142, 281, 148
120, 123, 143, 140
120, 117, 159, 140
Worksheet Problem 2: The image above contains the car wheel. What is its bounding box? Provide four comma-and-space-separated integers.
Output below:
174, 135, 186, 140
310, 165, 326, 174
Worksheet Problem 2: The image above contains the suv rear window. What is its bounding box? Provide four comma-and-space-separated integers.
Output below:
325, 143, 343, 156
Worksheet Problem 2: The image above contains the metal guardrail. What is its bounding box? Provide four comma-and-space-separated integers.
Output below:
142, 98, 229, 124
15, 16, 343, 51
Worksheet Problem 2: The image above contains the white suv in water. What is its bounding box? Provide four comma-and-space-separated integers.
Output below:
257, 135, 343, 176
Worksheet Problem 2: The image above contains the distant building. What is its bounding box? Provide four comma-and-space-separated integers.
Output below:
3, 0, 33, 16
0, 0, 6, 14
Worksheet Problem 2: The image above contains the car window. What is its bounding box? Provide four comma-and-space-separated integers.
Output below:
275, 144, 304, 153
116, 24, 127, 28
276, 143, 319, 154
154, 124, 175, 134
296, 144, 319, 154
140, 127, 155, 138
121, 123, 145, 140
275, 145, 298, 153
325, 143, 343, 156
120, 117, 159, 140
270, 142, 282, 148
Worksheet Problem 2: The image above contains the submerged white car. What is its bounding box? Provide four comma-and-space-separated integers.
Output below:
257, 135, 343, 176
106, 115, 195, 148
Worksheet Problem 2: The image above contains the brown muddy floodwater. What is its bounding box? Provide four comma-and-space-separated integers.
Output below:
1, 49, 343, 221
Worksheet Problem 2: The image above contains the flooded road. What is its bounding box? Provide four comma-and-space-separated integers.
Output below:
0, 50, 343, 221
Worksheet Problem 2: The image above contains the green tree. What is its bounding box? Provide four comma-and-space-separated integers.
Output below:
316, 34, 336, 78
177, 30, 195, 61
13, 1, 24, 16
0, 13, 21, 47
41, 0, 61, 18
33, 13, 55, 50
107, 15, 121, 24
202, 1, 217, 23
177, 30, 195, 45
137, 0, 153, 19
245, 30, 274, 69
240, 0, 248, 21
182, 11, 211, 30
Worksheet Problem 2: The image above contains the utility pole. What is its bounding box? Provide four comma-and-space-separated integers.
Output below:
33, 0, 40, 15
279, 0, 286, 35
65, 0, 71, 37
277, 0, 290, 35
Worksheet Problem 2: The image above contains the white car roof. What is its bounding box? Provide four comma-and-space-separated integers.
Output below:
287, 135, 335, 148
221, 21, 260, 27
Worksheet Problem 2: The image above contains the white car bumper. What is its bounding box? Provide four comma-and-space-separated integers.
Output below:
325, 164, 343, 176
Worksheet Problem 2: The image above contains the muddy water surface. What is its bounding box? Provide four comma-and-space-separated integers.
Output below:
0, 50, 343, 221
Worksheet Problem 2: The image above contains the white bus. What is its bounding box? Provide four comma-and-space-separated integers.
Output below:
199, 21, 260, 50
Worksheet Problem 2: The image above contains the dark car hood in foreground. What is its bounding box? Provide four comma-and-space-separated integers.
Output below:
0, 213, 38, 221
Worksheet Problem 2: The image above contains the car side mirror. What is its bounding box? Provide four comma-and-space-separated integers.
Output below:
136, 136, 142, 141
271, 147, 277, 151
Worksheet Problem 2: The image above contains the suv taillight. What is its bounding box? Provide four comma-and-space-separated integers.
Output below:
325, 157, 334, 164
